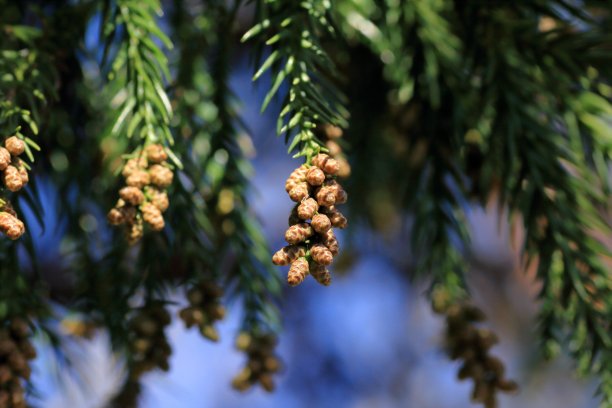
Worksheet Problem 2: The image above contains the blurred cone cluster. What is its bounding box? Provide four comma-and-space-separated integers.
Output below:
128, 304, 172, 377
0, 318, 36, 408
433, 291, 518, 408
107, 144, 172, 244
231, 332, 281, 392
179, 281, 225, 342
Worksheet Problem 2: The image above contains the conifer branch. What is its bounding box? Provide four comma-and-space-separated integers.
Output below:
243, 0, 348, 160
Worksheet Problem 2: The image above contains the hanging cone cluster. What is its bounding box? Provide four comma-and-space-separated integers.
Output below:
0, 136, 30, 241
440, 302, 518, 408
178, 281, 225, 342
127, 304, 172, 379
0, 137, 29, 194
272, 153, 348, 286
107, 144, 173, 245
314, 124, 351, 178
0, 318, 36, 408
231, 332, 281, 392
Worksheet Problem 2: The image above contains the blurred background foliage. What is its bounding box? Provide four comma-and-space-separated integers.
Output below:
0, 0, 610, 407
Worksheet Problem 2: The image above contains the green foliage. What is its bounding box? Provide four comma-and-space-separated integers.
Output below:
103, 0, 177, 163
244, 0, 349, 160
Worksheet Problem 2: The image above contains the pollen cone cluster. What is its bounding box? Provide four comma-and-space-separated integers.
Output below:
314, 124, 351, 178
273, 153, 348, 286
179, 281, 225, 342
436, 299, 518, 408
127, 305, 172, 379
0, 137, 29, 194
0, 136, 30, 241
0, 318, 36, 408
231, 332, 281, 392
107, 144, 173, 245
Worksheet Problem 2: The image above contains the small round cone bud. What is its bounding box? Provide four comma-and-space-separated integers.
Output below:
141, 202, 165, 231
126, 170, 150, 188
310, 262, 331, 286
107, 208, 125, 225
0, 147, 9, 170
145, 144, 168, 164
288, 183, 309, 202
312, 154, 339, 175
287, 257, 309, 286
306, 167, 325, 186
311, 214, 331, 234
119, 186, 145, 206
315, 186, 336, 206
5, 137, 25, 156
149, 164, 173, 188
284, 223, 314, 244
0, 212, 25, 240
297, 198, 318, 220
122, 157, 147, 177
272, 245, 306, 265
310, 243, 334, 265
3, 165, 23, 192
285, 165, 308, 193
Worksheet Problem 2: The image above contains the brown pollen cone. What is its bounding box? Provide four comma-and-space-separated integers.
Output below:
285, 165, 308, 193
4, 137, 25, 156
310, 262, 331, 286
321, 229, 339, 256
145, 144, 168, 164
312, 153, 339, 175
287, 257, 309, 286
285, 223, 314, 245
147, 187, 169, 212
3, 166, 23, 192
310, 243, 334, 265
122, 157, 147, 177
0, 212, 25, 240
297, 198, 318, 220
126, 169, 150, 189
306, 167, 325, 186
322, 206, 347, 229
311, 214, 331, 234
0, 147, 10, 170
148, 165, 173, 188
288, 183, 309, 202
141, 203, 165, 231
119, 186, 145, 206
107, 208, 125, 225
272, 245, 306, 266
315, 185, 336, 206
